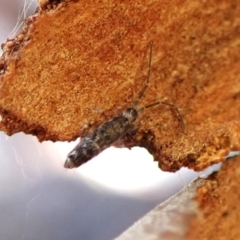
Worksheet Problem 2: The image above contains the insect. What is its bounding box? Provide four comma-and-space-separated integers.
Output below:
64, 42, 184, 169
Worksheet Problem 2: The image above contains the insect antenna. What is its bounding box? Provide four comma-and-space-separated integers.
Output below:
133, 42, 185, 131
134, 41, 153, 106
139, 101, 185, 131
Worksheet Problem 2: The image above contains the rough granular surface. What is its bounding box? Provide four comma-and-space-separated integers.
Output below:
0, 0, 240, 171
187, 155, 240, 240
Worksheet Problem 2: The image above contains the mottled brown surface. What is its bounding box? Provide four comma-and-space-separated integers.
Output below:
0, 0, 240, 171
116, 179, 205, 240
186, 155, 240, 240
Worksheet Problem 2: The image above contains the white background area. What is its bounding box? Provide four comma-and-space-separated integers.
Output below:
0, 1, 226, 240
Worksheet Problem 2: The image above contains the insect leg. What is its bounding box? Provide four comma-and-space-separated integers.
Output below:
78, 124, 90, 139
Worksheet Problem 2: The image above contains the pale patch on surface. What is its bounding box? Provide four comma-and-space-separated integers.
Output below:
54, 138, 229, 196
55, 140, 199, 194
79, 147, 165, 192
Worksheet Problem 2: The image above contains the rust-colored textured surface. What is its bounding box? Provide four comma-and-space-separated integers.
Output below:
186, 155, 240, 240
116, 156, 240, 240
0, 0, 240, 171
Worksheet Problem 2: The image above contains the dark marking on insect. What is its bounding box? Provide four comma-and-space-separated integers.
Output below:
64, 42, 184, 169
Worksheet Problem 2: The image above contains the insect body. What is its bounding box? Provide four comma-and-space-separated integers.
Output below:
64, 108, 137, 168
64, 43, 184, 169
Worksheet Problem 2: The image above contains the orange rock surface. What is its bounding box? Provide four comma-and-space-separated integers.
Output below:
0, 0, 240, 171
187, 155, 240, 240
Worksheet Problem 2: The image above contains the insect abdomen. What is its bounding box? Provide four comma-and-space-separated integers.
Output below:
64, 137, 101, 168
64, 116, 131, 168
